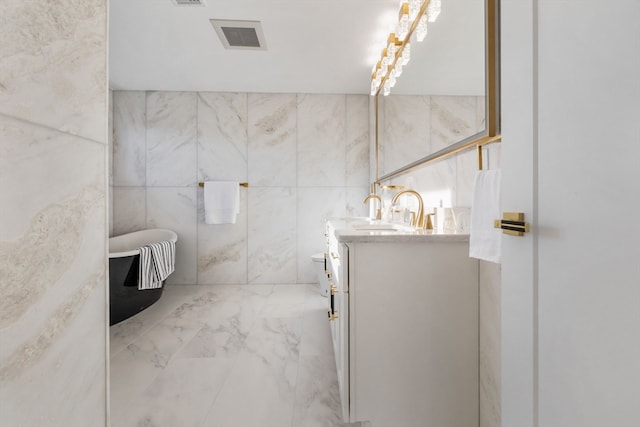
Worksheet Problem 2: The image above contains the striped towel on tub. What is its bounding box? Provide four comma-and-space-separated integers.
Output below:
138, 240, 176, 290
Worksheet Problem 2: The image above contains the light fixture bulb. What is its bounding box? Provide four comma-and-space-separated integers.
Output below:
416, 14, 428, 42
381, 51, 390, 75
389, 70, 397, 88
394, 62, 403, 77
400, 42, 411, 65
387, 43, 396, 57
387, 34, 400, 56
383, 80, 391, 96
409, 0, 422, 20
387, 51, 396, 67
397, 17, 409, 39
427, 0, 441, 22
397, 3, 410, 39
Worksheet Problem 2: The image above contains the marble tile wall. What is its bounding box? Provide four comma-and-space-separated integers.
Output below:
378, 95, 432, 175
0, 0, 108, 426
377, 94, 492, 209
111, 92, 369, 285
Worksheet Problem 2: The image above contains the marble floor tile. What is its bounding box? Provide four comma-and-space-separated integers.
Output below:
110, 287, 200, 356
111, 358, 233, 427
109, 284, 355, 427
200, 316, 303, 427
110, 301, 205, 412
259, 283, 308, 318
195, 284, 273, 327
292, 355, 343, 427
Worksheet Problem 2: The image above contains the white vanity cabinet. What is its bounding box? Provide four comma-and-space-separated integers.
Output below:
326, 220, 479, 427
325, 223, 350, 421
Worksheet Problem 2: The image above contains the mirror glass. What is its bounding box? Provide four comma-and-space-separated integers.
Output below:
376, 0, 489, 179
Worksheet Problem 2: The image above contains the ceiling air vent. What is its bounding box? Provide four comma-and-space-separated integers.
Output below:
210, 19, 267, 50
172, 0, 206, 5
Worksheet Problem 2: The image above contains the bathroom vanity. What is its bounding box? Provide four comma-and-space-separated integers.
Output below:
325, 218, 479, 427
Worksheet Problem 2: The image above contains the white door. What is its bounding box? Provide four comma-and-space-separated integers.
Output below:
501, 1, 640, 426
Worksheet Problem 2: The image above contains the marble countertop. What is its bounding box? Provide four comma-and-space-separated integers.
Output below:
328, 217, 470, 243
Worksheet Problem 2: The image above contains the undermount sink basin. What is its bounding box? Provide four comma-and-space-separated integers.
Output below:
351, 222, 407, 231
352, 224, 398, 230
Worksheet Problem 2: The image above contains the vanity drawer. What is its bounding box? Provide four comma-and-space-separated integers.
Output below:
326, 222, 344, 289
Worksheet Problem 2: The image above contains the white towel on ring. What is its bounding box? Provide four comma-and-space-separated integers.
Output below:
204, 181, 240, 224
469, 169, 502, 263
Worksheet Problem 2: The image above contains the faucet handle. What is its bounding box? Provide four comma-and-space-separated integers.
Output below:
424, 213, 435, 230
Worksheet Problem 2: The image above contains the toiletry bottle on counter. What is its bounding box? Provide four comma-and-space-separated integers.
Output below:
435, 200, 445, 230
435, 200, 455, 231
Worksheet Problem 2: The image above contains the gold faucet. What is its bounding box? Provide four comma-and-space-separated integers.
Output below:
363, 194, 382, 220
391, 189, 425, 228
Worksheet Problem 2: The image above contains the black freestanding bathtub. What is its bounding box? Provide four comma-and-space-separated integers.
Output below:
108, 229, 178, 325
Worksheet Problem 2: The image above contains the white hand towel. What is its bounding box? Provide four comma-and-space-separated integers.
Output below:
469, 169, 502, 263
204, 181, 240, 225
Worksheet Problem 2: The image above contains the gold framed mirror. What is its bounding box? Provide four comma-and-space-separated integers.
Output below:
374, 0, 500, 183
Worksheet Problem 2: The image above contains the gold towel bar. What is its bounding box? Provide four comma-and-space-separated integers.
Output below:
198, 182, 248, 188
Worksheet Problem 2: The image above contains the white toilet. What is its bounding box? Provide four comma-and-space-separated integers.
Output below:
311, 253, 330, 297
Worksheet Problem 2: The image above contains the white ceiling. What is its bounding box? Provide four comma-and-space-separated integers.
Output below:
109, 0, 484, 95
